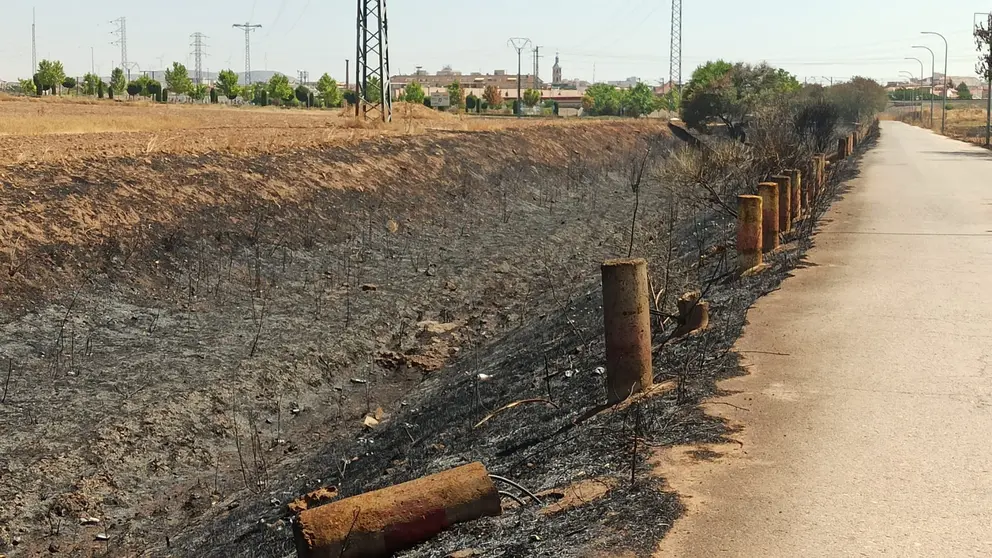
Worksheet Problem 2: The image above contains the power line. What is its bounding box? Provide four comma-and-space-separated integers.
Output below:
190, 32, 209, 86
232, 22, 262, 84
110, 17, 129, 79
356, 0, 391, 122
508, 38, 532, 116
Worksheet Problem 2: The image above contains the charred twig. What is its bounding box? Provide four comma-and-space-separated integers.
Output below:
474, 399, 559, 429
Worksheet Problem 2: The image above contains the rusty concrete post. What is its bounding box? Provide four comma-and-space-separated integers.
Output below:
788, 168, 802, 219
772, 174, 791, 234
601, 258, 652, 404
737, 195, 762, 273
757, 182, 779, 253
674, 291, 709, 337
838, 137, 847, 160
804, 161, 816, 214
848, 134, 854, 156
294, 462, 502, 558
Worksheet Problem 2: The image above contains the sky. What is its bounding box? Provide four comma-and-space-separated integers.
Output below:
1, 0, 990, 86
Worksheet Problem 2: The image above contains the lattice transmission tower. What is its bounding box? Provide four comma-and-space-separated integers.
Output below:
190, 33, 208, 86
31, 8, 37, 74
110, 17, 129, 79
355, 0, 391, 122
669, 0, 683, 92
232, 22, 261, 85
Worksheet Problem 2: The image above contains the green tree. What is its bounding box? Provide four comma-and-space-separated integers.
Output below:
583, 83, 622, 116
210, 87, 219, 104
523, 88, 541, 107
82, 73, 100, 96
403, 81, 426, 104
97, 80, 105, 99
62, 77, 77, 94
483, 85, 502, 108
110, 68, 126, 95
620, 82, 657, 117
446, 81, 464, 108
826, 76, 888, 123
956, 82, 973, 100
164, 62, 193, 96
217, 69, 241, 100
681, 60, 801, 135
147, 80, 162, 100
267, 73, 294, 103
465, 94, 479, 110
189, 83, 208, 102
19, 78, 37, 96
37, 59, 66, 95
126, 81, 141, 98
133, 75, 157, 97
366, 76, 382, 103
295, 84, 311, 106
316, 73, 343, 107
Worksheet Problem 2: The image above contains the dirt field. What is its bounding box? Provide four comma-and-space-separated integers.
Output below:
0, 98, 675, 556
0, 95, 569, 166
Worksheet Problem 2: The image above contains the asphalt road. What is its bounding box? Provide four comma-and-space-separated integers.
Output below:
656, 122, 992, 557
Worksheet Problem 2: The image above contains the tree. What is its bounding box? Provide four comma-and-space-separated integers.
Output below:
681, 60, 800, 135
465, 94, 479, 111
583, 83, 622, 116
403, 81, 425, 104
956, 82, 973, 100
110, 68, 126, 95
827, 76, 888, 123
19, 78, 36, 96
126, 82, 141, 98
267, 73, 294, 103
446, 81, 465, 108
366, 76, 382, 103
97, 80, 105, 99
621, 83, 657, 117
189, 83, 208, 102
147, 80, 162, 100
62, 77, 77, 94
316, 73, 343, 107
82, 73, 100, 96
343, 89, 358, 105
483, 85, 502, 108
37, 59, 66, 95
32, 74, 42, 96
217, 69, 241, 100
165, 62, 193, 96
523, 88, 541, 107
295, 84, 311, 106
210, 87, 219, 104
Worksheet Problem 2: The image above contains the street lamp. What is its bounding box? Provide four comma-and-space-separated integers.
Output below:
906, 57, 925, 121
898, 71, 918, 120
922, 31, 948, 134
912, 45, 935, 127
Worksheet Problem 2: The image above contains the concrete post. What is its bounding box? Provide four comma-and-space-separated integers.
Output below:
601, 258, 652, 404
804, 161, 816, 214
848, 134, 855, 156
294, 462, 502, 558
772, 174, 791, 234
838, 137, 847, 160
758, 182, 779, 253
788, 168, 802, 219
737, 195, 762, 273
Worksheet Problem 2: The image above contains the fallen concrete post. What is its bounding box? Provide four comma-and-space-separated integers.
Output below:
737, 195, 762, 273
757, 182, 780, 252
772, 175, 791, 234
788, 169, 802, 219
293, 462, 502, 558
601, 258, 653, 404
674, 291, 709, 337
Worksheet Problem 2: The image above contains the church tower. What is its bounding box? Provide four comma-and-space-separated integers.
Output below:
552, 53, 562, 84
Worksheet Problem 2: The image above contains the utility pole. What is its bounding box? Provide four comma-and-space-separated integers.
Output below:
190, 33, 208, 86
31, 8, 37, 74
669, 0, 683, 92
91, 47, 95, 74
345, 59, 350, 91
356, 0, 392, 122
508, 37, 531, 116
532, 45, 542, 89
922, 31, 949, 135
912, 45, 935, 128
232, 22, 262, 85
110, 17, 128, 80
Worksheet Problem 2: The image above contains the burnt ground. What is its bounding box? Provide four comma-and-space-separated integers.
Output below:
0, 119, 876, 557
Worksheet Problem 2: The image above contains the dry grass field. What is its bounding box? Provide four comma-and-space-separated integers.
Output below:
0, 95, 572, 166
899, 106, 992, 146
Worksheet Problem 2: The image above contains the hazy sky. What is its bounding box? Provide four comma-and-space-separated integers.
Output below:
1, 1, 990, 85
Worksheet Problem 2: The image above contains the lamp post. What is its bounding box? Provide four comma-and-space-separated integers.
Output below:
906, 58, 925, 122
922, 31, 948, 134
899, 71, 918, 120
912, 46, 935, 127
